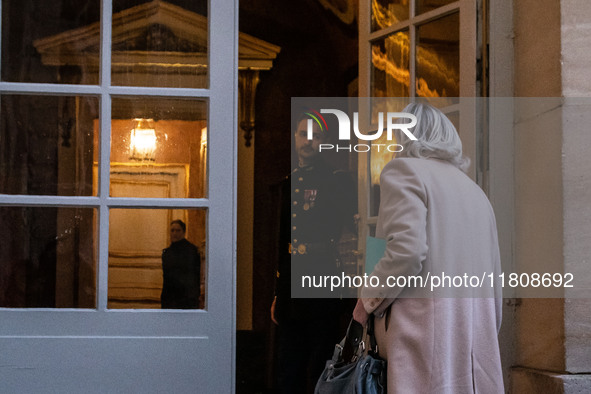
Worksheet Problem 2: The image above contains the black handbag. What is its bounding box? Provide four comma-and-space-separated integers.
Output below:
314, 317, 387, 394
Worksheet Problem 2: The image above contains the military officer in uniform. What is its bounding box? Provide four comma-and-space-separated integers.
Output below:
271, 116, 356, 393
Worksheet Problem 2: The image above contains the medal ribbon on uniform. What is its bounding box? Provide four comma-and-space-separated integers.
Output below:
304, 190, 317, 210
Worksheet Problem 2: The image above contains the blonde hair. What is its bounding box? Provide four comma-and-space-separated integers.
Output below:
397, 103, 470, 172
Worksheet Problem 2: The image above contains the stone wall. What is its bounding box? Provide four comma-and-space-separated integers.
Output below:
512, 0, 591, 392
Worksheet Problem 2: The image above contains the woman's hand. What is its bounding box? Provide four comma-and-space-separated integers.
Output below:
353, 299, 369, 326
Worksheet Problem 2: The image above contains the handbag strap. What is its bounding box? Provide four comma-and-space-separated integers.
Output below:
351, 318, 372, 361
332, 317, 380, 362
366, 314, 379, 355
347, 318, 364, 348
332, 318, 364, 362
331, 335, 347, 362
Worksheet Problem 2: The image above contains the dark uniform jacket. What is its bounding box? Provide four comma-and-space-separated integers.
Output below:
161, 238, 201, 309
275, 159, 356, 322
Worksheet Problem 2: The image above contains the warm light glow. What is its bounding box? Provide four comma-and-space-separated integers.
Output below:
200, 127, 207, 146
372, 0, 404, 30
371, 18, 459, 99
371, 132, 397, 186
200, 127, 207, 155
130, 118, 157, 161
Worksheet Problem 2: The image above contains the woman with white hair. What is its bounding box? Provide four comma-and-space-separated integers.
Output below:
353, 103, 504, 393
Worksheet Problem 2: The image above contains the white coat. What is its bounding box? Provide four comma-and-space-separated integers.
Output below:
361, 157, 504, 394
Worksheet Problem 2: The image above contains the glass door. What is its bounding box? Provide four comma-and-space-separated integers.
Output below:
357, 0, 478, 266
0, 0, 238, 392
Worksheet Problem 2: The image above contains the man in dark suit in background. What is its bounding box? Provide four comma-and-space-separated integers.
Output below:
161, 219, 201, 309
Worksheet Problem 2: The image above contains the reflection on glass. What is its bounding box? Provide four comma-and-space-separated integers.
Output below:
0, 206, 96, 308
2, 0, 210, 86
369, 130, 398, 217
416, 0, 455, 15
112, 0, 208, 88
0, 95, 99, 196
2, 0, 100, 83
370, 97, 410, 127
108, 97, 208, 198
371, 0, 409, 31
371, 30, 410, 98
416, 13, 459, 98
108, 208, 206, 310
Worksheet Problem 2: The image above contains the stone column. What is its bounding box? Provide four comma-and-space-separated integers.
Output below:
511, 0, 591, 392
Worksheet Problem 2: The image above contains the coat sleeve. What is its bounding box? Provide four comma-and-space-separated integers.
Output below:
360, 159, 428, 315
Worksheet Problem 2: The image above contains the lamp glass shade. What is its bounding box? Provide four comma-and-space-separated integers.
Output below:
130, 119, 157, 161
